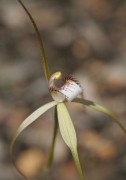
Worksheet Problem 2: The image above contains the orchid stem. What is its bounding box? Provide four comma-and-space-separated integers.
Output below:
45, 106, 58, 172
17, 0, 50, 81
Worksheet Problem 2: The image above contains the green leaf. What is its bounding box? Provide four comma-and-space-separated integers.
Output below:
17, 0, 50, 81
10, 101, 57, 179
73, 98, 126, 134
57, 103, 84, 180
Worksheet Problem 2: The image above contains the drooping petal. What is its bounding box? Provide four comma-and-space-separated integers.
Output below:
73, 98, 126, 134
10, 101, 58, 150
57, 103, 84, 180
10, 101, 58, 179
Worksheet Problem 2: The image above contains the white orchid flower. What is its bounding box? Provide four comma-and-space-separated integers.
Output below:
10, 1, 126, 180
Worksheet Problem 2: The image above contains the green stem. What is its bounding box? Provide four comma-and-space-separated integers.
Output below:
17, 0, 50, 81
45, 106, 58, 171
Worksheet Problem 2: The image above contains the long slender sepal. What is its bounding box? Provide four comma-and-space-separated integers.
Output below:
45, 106, 58, 172
73, 98, 126, 134
10, 101, 57, 179
17, 0, 50, 81
57, 103, 84, 180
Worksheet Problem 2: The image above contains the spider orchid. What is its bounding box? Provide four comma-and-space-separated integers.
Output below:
10, 1, 126, 180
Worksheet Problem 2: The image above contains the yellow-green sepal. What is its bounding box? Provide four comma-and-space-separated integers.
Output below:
10, 101, 58, 179
73, 98, 126, 134
57, 103, 84, 180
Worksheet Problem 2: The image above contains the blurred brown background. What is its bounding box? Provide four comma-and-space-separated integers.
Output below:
0, 0, 126, 179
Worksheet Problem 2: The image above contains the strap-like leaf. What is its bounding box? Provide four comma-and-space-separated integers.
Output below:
57, 103, 84, 180
17, 0, 50, 81
73, 98, 126, 134
10, 101, 57, 179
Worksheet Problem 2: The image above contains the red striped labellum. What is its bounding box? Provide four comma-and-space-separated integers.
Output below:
49, 72, 82, 102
